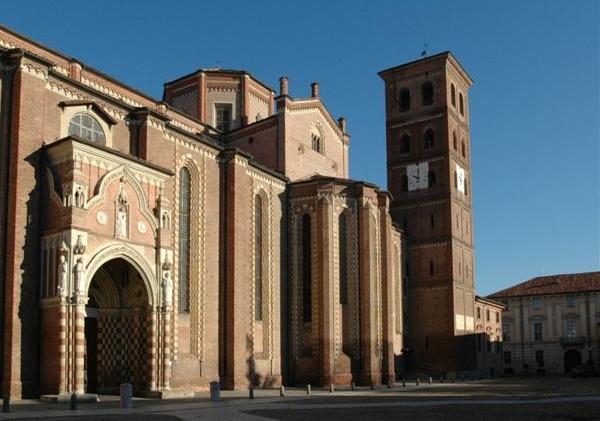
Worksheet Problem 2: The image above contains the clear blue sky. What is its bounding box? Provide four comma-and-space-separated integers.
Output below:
3, 0, 598, 295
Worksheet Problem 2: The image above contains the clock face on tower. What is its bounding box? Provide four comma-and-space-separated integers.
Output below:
456, 164, 465, 193
407, 161, 429, 191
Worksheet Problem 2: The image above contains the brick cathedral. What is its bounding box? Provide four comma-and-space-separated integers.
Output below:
0, 26, 502, 399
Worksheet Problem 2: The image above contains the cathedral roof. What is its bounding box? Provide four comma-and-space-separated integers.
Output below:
163, 68, 275, 93
488, 271, 600, 299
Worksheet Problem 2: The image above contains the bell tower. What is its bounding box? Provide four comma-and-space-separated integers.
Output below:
379, 52, 475, 372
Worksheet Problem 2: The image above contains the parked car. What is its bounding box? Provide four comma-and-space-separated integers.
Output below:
571, 363, 599, 378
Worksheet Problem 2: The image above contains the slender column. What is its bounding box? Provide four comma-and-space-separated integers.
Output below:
163, 309, 172, 390
318, 195, 334, 386
73, 301, 86, 394
357, 195, 381, 385
379, 196, 396, 385
148, 309, 157, 391
58, 303, 68, 394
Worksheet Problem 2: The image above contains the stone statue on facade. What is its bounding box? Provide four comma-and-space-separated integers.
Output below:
116, 178, 129, 238
73, 257, 86, 296
162, 259, 173, 307
57, 254, 68, 298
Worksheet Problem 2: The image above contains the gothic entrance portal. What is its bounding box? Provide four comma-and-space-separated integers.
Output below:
85, 258, 151, 394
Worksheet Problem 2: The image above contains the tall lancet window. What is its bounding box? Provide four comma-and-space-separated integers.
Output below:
254, 194, 264, 321
302, 214, 312, 323
178, 167, 191, 313
339, 212, 348, 305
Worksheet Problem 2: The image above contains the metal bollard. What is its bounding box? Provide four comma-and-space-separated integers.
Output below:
351, 381, 355, 391
2, 396, 9, 413
119, 383, 133, 408
210, 381, 220, 402
402, 379, 406, 387
306, 384, 311, 395
329, 384, 334, 393
280, 385, 285, 397
70, 393, 77, 410
429, 377, 432, 385
416, 377, 420, 386
249, 387, 254, 399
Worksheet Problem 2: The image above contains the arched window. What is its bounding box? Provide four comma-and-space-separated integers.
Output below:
461, 140, 466, 158
453, 130, 458, 150
451, 83, 456, 107
68, 113, 105, 144
401, 174, 408, 192
311, 133, 322, 153
459, 93, 464, 115
399, 87, 410, 112
254, 194, 264, 321
454, 171, 458, 189
302, 214, 312, 323
339, 212, 348, 305
400, 134, 410, 154
428, 170, 436, 188
424, 128, 434, 149
178, 167, 191, 313
465, 179, 469, 197
422, 81, 434, 106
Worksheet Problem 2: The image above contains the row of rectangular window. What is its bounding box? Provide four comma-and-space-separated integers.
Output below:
502, 319, 578, 342
532, 295, 577, 310
503, 350, 544, 367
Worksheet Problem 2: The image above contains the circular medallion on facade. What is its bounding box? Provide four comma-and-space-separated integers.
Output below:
96, 211, 107, 225
137, 221, 147, 234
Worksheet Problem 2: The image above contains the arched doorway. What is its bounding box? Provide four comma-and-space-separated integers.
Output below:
84, 258, 151, 394
564, 349, 582, 373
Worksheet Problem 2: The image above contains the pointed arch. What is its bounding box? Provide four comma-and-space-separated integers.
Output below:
178, 166, 191, 313
253, 189, 270, 321
302, 213, 312, 323
85, 243, 157, 306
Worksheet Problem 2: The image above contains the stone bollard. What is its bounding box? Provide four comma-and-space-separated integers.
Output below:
2, 396, 9, 413
70, 393, 77, 410
351, 381, 355, 391
306, 384, 311, 395
249, 387, 254, 399
429, 377, 432, 385
210, 381, 220, 402
416, 377, 420, 386
402, 380, 406, 387
329, 384, 334, 393
280, 385, 285, 397
119, 383, 133, 408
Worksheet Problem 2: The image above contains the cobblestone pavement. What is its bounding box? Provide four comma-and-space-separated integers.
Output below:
0, 376, 599, 420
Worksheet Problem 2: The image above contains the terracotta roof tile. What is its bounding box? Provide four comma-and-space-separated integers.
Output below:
488, 271, 600, 299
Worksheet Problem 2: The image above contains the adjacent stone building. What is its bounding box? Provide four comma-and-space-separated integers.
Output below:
0, 26, 494, 399
489, 272, 600, 375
